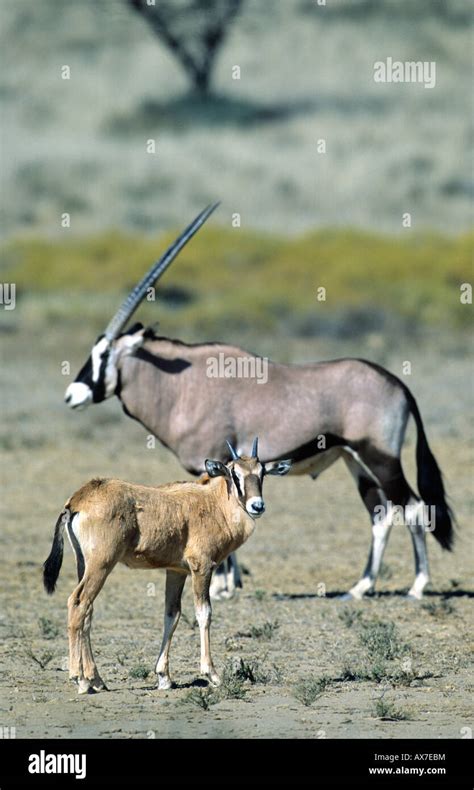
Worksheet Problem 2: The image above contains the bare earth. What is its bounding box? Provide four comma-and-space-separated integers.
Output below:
0, 325, 472, 739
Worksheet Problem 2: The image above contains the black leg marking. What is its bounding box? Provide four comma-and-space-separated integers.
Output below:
67, 517, 85, 582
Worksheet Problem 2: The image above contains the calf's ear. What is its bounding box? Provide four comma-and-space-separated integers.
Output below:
205, 459, 231, 478
264, 459, 292, 476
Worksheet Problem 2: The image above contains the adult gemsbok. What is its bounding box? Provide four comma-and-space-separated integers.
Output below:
64, 204, 454, 601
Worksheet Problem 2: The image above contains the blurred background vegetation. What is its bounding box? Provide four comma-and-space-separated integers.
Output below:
1, 0, 472, 344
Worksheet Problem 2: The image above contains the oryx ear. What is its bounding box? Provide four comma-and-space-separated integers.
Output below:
117, 326, 146, 356
264, 459, 292, 476
205, 459, 230, 478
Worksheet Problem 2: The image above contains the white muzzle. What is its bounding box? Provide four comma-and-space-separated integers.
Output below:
65, 382, 93, 410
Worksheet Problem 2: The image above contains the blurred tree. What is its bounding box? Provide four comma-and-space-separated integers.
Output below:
127, 0, 244, 95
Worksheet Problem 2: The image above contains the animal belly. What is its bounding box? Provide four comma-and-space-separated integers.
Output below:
121, 551, 186, 571
121, 553, 164, 570
289, 447, 342, 477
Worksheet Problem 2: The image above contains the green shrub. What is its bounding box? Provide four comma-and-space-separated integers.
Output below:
2, 229, 472, 337
293, 675, 333, 706
358, 620, 408, 661
129, 664, 150, 680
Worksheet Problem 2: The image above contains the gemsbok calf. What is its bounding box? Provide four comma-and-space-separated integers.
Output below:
43, 439, 291, 694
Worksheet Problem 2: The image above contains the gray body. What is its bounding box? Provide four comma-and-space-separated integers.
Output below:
120, 338, 405, 474
108, 332, 452, 600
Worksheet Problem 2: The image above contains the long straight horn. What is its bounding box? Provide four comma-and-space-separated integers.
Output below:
251, 436, 259, 458
104, 202, 220, 341
226, 440, 239, 460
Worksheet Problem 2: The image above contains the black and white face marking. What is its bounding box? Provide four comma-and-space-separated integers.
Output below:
206, 456, 268, 518
90, 336, 114, 402
205, 454, 292, 518
237, 458, 292, 516
65, 336, 111, 410
64, 355, 94, 410
65, 327, 146, 411
230, 462, 266, 518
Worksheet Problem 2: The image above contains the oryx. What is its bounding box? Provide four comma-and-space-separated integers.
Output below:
43, 439, 291, 693
64, 204, 454, 601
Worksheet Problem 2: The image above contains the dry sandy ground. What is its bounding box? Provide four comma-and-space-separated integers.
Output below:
0, 325, 472, 739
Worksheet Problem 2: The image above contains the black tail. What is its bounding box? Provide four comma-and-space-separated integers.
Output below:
43, 508, 69, 594
406, 390, 455, 550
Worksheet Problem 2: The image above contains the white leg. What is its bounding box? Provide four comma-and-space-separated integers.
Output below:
155, 570, 186, 690
348, 508, 393, 599
210, 553, 241, 601
406, 497, 430, 599
210, 562, 227, 600
192, 571, 220, 685
343, 454, 393, 600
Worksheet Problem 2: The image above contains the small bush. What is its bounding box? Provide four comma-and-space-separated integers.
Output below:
421, 599, 455, 617
359, 620, 407, 661
338, 607, 363, 628
340, 662, 388, 683
249, 621, 279, 640
374, 697, 411, 721
293, 675, 333, 706
389, 670, 416, 687
231, 658, 258, 683
370, 661, 391, 682
181, 688, 217, 711
341, 661, 432, 687
220, 663, 247, 700
235, 620, 280, 641
230, 657, 277, 685
340, 665, 360, 682
129, 664, 150, 680
38, 616, 59, 640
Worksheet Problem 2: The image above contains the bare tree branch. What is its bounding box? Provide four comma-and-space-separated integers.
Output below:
127, 0, 244, 95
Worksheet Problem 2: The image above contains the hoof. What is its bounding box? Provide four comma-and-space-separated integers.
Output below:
203, 672, 220, 687
343, 582, 374, 601
406, 592, 423, 601
210, 581, 237, 601
218, 590, 236, 601
77, 679, 97, 695
210, 591, 233, 602
92, 680, 108, 692
338, 593, 355, 602
157, 674, 172, 691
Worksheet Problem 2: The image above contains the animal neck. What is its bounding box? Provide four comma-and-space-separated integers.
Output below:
216, 478, 256, 543
116, 334, 259, 474
117, 336, 191, 450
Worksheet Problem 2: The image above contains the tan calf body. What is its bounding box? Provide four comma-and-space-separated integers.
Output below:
69, 475, 256, 573
43, 445, 291, 694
